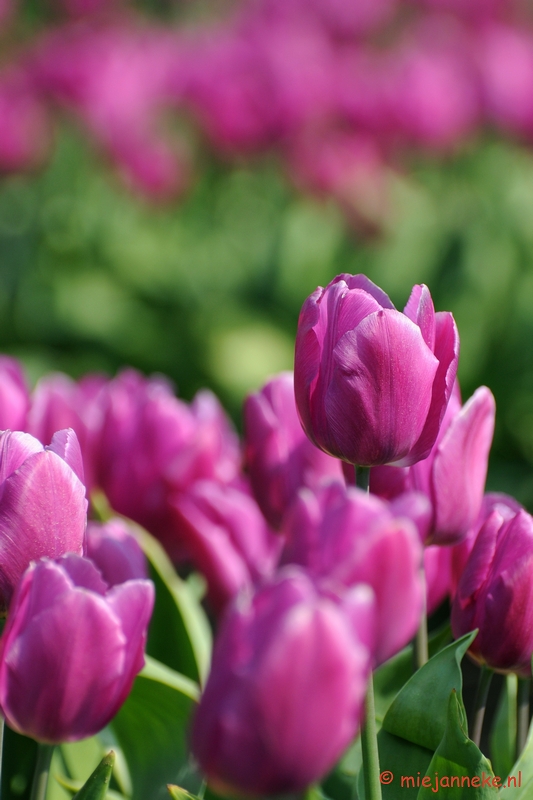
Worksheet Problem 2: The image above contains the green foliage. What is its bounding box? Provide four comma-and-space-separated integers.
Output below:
71, 752, 115, 800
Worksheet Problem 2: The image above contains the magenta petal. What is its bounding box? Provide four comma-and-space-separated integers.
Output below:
0, 450, 86, 606
47, 429, 85, 485
405, 311, 459, 465
0, 431, 43, 486
403, 284, 436, 352
342, 274, 395, 309
330, 310, 438, 465
430, 387, 495, 545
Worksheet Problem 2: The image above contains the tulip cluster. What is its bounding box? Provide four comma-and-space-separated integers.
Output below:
0, 269, 531, 800
3, 0, 533, 212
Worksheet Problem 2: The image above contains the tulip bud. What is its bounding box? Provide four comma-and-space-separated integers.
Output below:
371, 383, 495, 545
170, 479, 281, 613
28, 372, 107, 492
243, 371, 344, 529
294, 275, 458, 467
96, 370, 241, 560
281, 482, 423, 665
86, 518, 149, 587
0, 429, 87, 610
191, 568, 374, 796
449, 492, 523, 599
451, 507, 533, 677
0, 555, 154, 743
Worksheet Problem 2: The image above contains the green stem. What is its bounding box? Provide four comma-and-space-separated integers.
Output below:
517, 678, 530, 759
361, 676, 382, 800
470, 666, 493, 748
414, 565, 428, 670
355, 466, 370, 493
30, 744, 54, 800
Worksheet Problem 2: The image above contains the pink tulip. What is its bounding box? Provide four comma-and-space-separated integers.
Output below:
294, 274, 458, 467
0, 555, 153, 742
86, 518, 148, 587
191, 567, 374, 796
281, 481, 423, 664
171, 479, 281, 613
244, 371, 344, 529
452, 507, 533, 677
28, 372, 107, 492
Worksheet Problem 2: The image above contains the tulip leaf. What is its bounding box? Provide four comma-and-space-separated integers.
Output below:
417, 691, 499, 798
382, 631, 477, 750
134, 524, 212, 685
490, 673, 517, 782
167, 786, 201, 800
110, 655, 201, 800
71, 752, 115, 800
499, 711, 533, 798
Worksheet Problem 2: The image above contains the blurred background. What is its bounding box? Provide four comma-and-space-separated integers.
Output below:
2, 0, 533, 502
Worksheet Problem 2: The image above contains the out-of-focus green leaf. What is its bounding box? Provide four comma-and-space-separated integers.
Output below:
134, 524, 212, 686
167, 786, 201, 800
110, 656, 200, 800
418, 691, 498, 799
382, 632, 477, 751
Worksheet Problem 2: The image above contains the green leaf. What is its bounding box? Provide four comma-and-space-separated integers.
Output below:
110, 656, 201, 800
134, 524, 212, 686
357, 730, 433, 800
167, 786, 202, 800
382, 631, 477, 751
417, 691, 499, 799
499, 711, 533, 798
72, 752, 115, 800
490, 674, 517, 782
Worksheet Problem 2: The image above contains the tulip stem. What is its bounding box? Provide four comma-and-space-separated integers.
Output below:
361, 675, 382, 800
355, 466, 370, 494
30, 744, 54, 800
470, 666, 493, 747
517, 678, 530, 759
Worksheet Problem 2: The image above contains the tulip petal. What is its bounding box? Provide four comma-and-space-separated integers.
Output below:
0, 450, 86, 607
47, 428, 85, 485
330, 309, 438, 465
0, 430, 42, 487
405, 311, 459, 465
430, 387, 495, 544
403, 284, 436, 351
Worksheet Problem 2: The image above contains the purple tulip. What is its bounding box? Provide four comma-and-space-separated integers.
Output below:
191, 567, 374, 796
281, 481, 423, 665
0, 555, 154, 743
96, 370, 241, 561
371, 384, 495, 545
86, 518, 149, 587
243, 371, 344, 529
294, 274, 458, 467
0, 357, 29, 431
170, 479, 281, 613
0, 429, 87, 610
450, 491, 523, 599
28, 372, 107, 492
451, 507, 533, 677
